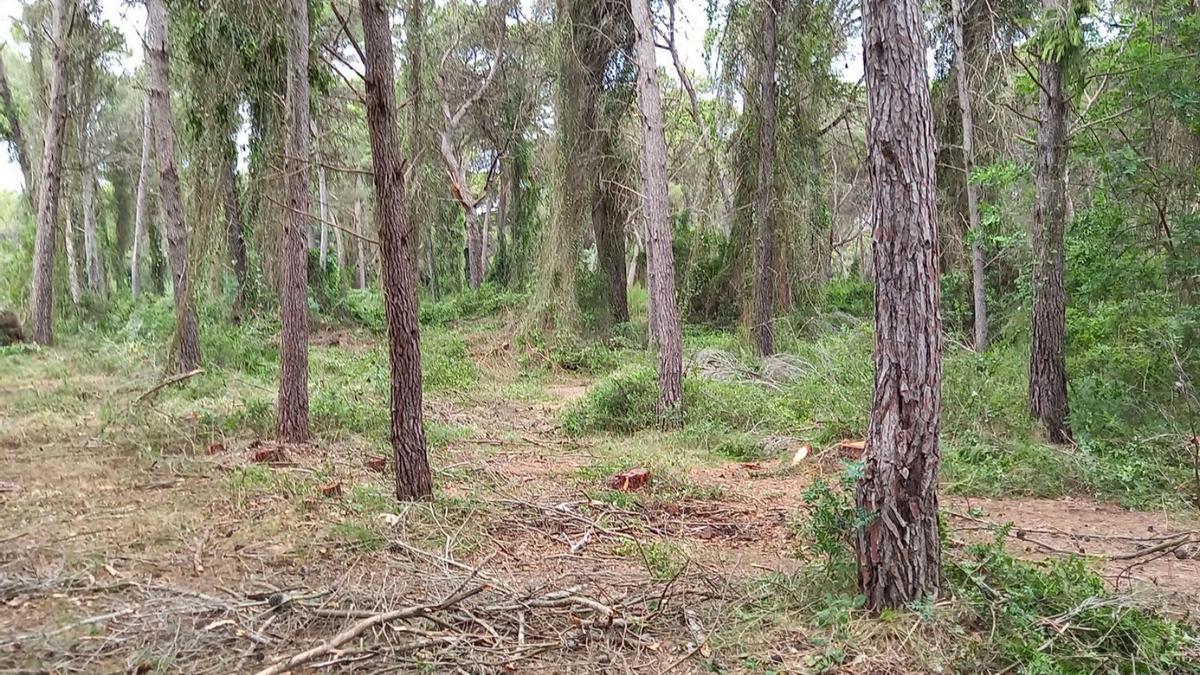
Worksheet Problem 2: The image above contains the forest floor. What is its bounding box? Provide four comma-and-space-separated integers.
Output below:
2, 315, 1199, 673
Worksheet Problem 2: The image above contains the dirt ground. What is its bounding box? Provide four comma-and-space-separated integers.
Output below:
2, 341, 1198, 674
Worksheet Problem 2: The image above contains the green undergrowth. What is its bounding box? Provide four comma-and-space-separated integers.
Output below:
721, 467, 1200, 673
565, 319, 1200, 509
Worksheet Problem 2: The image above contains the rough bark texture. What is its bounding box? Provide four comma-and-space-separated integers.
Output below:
361, 0, 434, 501
853, 0, 945, 611
29, 0, 70, 345
632, 0, 683, 429
951, 0, 989, 352
0, 51, 35, 210
1030, 0, 1072, 444
147, 0, 201, 372
225, 148, 248, 322
593, 164, 630, 325
751, 0, 779, 357
131, 99, 152, 298
354, 176, 367, 288
465, 211, 485, 289
278, 0, 312, 442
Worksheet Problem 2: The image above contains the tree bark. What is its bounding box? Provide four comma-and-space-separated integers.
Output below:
465, 210, 484, 289
225, 146, 248, 322
952, 0, 989, 352
80, 113, 106, 297
278, 0, 312, 442
29, 0, 70, 345
632, 0, 683, 429
593, 161, 630, 324
318, 151, 330, 269
1030, 0, 1071, 444
132, 99, 152, 298
64, 206, 82, 306
0, 51, 35, 211
147, 0, 200, 372
354, 176, 367, 288
751, 0, 779, 357
853, 0, 945, 611
361, 0, 433, 501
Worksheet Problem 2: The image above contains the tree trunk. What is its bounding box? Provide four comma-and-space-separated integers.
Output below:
147, 0, 201, 372
952, 0, 989, 352
29, 0, 70, 345
465, 209, 484, 289
64, 206, 82, 306
0, 51, 35, 211
225, 146, 248, 322
354, 176, 367, 288
480, 204, 492, 279
278, 0, 312, 442
593, 169, 630, 324
132, 99, 152, 298
632, 0, 683, 429
751, 0, 779, 357
853, 0, 945, 611
361, 0, 433, 501
318, 155, 330, 269
81, 116, 106, 297
1030, 0, 1071, 444
334, 212, 346, 270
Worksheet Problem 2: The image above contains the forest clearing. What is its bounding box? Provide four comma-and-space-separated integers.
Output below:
2, 0, 1200, 671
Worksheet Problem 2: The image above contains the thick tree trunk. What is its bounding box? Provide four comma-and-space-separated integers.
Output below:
853, 0, 945, 611
0, 52, 35, 211
147, 0, 201, 372
225, 149, 248, 322
29, 0, 70, 344
632, 0, 683, 429
132, 99, 152, 298
593, 170, 630, 324
278, 0, 312, 442
354, 176, 367, 288
480, 205, 492, 279
465, 210, 484, 289
80, 118, 106, 297
361, 0, 433, 501
751, 0, 779, 357
1030, 0, 1071, 444
952, 0, 989, 352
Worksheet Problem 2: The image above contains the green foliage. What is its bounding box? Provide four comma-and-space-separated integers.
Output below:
794, 461, 868, 571
950, 535, 1199, 672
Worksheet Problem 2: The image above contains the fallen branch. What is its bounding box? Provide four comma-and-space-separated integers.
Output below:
251, 585, 484, 675
134, 368, 204, 404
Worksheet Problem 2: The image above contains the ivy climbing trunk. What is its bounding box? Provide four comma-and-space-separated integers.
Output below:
361, 0, 433, 501
278, 0, 312, 442
752, 0, 779, 357
1030, 0, 1072, 444
29, 0, 69, 345
853, 0, 945, 611
132, 99, 152, 298
593, 140, 629, 325
952, 0, 989, 352
632, 0, 683, 429
147, 0, 201, 372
